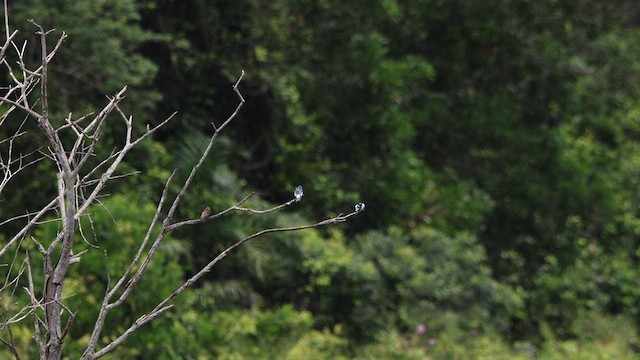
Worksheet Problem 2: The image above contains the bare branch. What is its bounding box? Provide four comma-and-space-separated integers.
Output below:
165, 192, 308, 233
0, 118, 43, 195
130, 111, 177, 147
79, 251, 111, 360
0, 198, 57, 258
80, 170, 176, 358
0, 249, 27, 360
0, 297, 21, 360
89, 305, 173, 359
70, 87, 127, 176
159, 210, 358, 311
0, 94, 42, 120
163, 71, 245, 225
20, 20, 75, 360
165, 192, 255, 231
91, 209, 360, 359
74, 108, 174, 218
25, 253, 45, 359
111, 170, 176, 300
231, 199, 296, 214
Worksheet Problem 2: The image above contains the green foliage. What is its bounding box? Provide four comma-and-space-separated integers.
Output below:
296, 225, 522, 344
127, 304, 348, 360
355, 330, 429, 360
11, 0, 160, 118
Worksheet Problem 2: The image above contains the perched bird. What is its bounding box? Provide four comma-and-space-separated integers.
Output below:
355, 202, 365, 212
200, 206, 211, 221
294, 185, 304, 202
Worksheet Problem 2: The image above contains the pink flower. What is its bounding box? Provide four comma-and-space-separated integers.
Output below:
471, 329, 479, 337
428, 338, 437, 346
416, 323, 426, 335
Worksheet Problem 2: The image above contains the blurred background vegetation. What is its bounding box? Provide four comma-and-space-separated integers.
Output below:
3, 0, 640, 358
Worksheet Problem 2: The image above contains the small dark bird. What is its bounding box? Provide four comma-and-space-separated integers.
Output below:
200, 206, 211, 221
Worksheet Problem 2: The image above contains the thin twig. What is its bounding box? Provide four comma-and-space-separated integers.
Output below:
111, 170, 176, 299
163, 71, 245, 226
164, 192, 255, 231
0, 198, 57, 258
25, 253, 45, 359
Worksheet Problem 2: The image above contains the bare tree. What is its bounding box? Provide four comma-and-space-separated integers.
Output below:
0, 12, 362, 360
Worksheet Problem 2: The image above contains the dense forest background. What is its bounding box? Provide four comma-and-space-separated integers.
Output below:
3, 0, 640, 358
